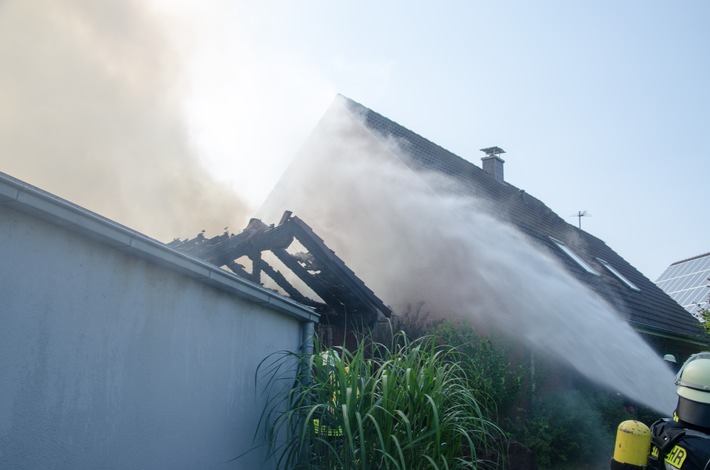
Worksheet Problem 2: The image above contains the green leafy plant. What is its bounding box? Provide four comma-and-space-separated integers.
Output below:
512, 390, 607, 469
432, 320, 528, 421
511, 382, 659, 470
698, 279, 710, 335
252, 333, 505, 469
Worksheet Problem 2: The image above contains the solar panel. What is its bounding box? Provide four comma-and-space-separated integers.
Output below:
657, 253, 710, 318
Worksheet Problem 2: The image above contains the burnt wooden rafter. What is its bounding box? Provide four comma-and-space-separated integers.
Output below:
288, 216, 389, 322
167, 212, 391, 329
251, 255, 315, 306
270, 248, 344, 309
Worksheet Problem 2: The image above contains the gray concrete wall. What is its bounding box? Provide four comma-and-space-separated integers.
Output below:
0, 174, 317, 469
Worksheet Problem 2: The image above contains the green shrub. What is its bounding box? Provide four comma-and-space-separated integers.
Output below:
513, 386, 650, 470
432, 320, 528, 421
253, 333, 505, 469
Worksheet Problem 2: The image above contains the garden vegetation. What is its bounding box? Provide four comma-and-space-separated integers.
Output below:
246, 318, 657, 469
254, 332, 505, 469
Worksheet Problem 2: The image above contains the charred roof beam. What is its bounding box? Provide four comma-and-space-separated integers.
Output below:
170, 211, 392, 330
270, 247, 344, 309
251, 255, 317, 307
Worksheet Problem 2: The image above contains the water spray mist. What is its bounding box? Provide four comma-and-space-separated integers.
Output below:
260, 97, 678, 414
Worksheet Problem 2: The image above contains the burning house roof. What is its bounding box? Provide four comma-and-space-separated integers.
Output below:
169, 211, 391, 329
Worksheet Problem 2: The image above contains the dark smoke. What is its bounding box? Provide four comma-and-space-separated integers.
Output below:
0, 0, 250, 240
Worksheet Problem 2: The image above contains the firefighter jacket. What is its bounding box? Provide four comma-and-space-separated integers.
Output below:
649, 419, 710, 469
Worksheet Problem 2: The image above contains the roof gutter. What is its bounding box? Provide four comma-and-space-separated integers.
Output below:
0, 172, 319, 324
630, 321, 710, 348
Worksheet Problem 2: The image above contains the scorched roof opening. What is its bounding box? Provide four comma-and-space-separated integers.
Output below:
549, 236, 598, 275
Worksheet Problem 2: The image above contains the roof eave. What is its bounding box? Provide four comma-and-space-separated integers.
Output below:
630, 321, 710, 347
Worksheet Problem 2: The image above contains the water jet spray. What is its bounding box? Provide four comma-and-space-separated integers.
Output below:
259, 97, 683, 414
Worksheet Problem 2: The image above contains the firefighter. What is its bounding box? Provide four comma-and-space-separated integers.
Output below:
648, 352, 710, 469
312, 351, 344, 439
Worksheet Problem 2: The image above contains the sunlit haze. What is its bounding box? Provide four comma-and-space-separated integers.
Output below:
1, 0, 707, 279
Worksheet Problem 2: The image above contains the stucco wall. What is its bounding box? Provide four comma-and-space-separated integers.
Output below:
0, 178, 317, 469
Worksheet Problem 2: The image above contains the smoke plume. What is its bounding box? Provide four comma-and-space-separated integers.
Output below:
260, 97, 677, 413
0, 0, 250, 240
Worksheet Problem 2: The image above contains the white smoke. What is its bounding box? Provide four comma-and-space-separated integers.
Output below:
0, 0, 678, 412
260, 97, 677, 413
0, 0, 250, 240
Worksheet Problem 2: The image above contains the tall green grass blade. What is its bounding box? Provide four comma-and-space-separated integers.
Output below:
243, 332, 506, 469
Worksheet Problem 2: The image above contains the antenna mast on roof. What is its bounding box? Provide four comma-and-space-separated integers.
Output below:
570, 210, 591, 229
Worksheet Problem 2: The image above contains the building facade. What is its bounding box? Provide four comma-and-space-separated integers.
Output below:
0, 172, 317, 469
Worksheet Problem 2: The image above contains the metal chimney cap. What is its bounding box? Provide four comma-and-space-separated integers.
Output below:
480, 146, 506, 157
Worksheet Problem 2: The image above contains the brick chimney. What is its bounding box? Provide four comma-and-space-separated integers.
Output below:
480, 146, 506, 182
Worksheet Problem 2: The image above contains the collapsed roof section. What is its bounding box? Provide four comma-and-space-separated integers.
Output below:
168, 211, 391, 329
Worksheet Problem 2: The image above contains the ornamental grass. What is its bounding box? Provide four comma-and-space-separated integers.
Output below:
253, 333, 505, 469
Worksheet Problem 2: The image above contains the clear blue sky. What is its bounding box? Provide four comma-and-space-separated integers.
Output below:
1, 1, 707, 280
175, 1, 710, 280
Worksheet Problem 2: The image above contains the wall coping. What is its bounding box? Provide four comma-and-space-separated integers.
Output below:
0, 172, 319, 324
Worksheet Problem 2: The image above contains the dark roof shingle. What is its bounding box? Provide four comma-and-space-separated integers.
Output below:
342, 95, 705, 344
